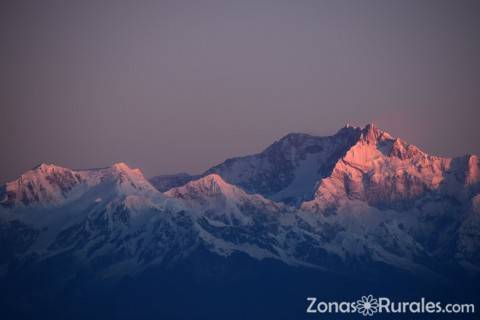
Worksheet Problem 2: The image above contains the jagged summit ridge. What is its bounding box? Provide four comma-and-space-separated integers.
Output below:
0, 123, 479, 281
359, 123, 391, 143
0, 164, 83, 207
33, 162, 67, 171
202, 124, 365, 205
301, 125, 475, 213
181, 123, 434, 206
3, 124, 477, 210
150, 123, 476, 208
0, 162, 158, 208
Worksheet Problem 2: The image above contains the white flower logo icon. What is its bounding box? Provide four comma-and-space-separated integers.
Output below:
356, 295, 379, 316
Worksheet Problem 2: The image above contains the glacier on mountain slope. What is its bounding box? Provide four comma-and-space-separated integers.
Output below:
0, 124, 479, 280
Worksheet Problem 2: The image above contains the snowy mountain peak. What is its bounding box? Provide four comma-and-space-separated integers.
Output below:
302, 126, 458, 213
182, 173, 226, 189
110, 162, 145, 177
360, 123, 393, 143
111, 162, 132, 172
0, 163, 82, 208
164, 174, 280, 228
104, 162, 158, 195
200, 124, 365, 205
335, 123, 425, 161
33, 162, 66, 172
0, 162, 159, 208
197, 173, 227, 186
165, 174, 240, 199
110, 162, 145, 179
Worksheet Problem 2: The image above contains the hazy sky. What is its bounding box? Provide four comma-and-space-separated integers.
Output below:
1, 0, 479, 183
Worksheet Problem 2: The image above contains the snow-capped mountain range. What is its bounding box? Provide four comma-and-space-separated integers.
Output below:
1, 124, 479, 280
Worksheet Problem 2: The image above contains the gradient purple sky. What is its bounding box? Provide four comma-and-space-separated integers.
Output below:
1, 0, 479, 183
